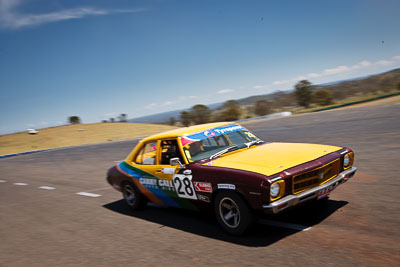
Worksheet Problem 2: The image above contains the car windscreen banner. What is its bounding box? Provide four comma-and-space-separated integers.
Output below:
180, 124, 245, 146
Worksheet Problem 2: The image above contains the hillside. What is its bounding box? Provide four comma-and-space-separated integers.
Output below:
129, 68, 400, 123
128, 103, 223, 124
236, 68, 400, 105
316, 68, 400, 99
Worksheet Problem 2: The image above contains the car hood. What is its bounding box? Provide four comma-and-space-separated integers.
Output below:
203, 142, 341, 176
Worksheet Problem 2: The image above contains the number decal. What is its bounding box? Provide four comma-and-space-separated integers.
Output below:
183, 178, 194, 196
174, 177, 184, 194
244, 131, 256, 139
172, 174, 197, 200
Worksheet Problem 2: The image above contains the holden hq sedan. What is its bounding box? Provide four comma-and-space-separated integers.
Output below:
107, 122, 357, 235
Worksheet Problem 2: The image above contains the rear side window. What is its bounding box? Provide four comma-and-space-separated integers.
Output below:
135, 142, 157, 165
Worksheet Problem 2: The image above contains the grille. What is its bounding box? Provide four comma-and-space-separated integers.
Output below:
292, 159, 340, 194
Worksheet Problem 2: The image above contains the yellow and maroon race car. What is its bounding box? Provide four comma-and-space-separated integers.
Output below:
107, 122, 356, 235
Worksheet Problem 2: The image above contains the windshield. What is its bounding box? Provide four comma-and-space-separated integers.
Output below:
180, 124, 262, 162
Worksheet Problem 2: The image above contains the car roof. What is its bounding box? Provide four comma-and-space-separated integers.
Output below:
141, 122, 236, 142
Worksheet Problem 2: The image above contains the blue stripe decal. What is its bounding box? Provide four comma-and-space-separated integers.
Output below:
118, 162, 180, 208
118, 163, 142, 178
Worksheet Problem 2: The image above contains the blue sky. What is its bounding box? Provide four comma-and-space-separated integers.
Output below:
0, 0, 399, 134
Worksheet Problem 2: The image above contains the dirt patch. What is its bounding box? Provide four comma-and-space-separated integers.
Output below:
0, 123, 178, 155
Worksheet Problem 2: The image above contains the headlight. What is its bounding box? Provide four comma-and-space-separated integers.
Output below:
344, 154, 350, 167
270, 182, 281, 198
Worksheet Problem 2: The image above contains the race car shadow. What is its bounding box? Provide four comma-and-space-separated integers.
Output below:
103, 198, 347, 247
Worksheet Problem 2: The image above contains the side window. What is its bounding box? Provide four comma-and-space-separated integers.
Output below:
135, 142, 157, 165
160, 139, 184, 165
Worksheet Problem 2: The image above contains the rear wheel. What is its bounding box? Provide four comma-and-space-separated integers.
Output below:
214, 191, 253, 235
122, 181, 147, 210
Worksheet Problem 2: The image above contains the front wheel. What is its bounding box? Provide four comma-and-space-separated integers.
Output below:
122, 181, 147, 210
214, 191, 253, 235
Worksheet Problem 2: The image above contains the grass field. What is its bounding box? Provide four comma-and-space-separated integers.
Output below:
0, 123, 178, 156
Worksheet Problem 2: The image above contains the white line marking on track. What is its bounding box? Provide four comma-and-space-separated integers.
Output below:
38, 186, 55, 190
114, 160, 122, 163
86, 187, 111, 192
14, 183, 28, 186
259, 219, 311, 231
0, 180, 7, 183
76, 192, 102, 197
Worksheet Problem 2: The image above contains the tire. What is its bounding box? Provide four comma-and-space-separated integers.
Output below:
214, 191, 253, 235
122, 181, 147, 210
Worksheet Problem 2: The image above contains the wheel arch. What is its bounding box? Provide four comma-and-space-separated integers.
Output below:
120, 178, 150, 202
211, 188, 253, 211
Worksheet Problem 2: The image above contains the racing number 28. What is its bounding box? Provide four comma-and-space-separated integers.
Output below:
172, 174, 197, 200
174, 177, 193, 195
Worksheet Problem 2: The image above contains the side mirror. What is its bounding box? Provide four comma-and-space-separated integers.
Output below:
170, 157, 184, 168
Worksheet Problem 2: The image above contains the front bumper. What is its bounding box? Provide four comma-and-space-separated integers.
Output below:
263, 167, 357, 214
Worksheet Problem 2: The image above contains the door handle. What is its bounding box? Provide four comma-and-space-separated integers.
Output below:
155, 169, 162, 173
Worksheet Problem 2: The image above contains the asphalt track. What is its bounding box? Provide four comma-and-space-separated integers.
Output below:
1, 102, 399, 266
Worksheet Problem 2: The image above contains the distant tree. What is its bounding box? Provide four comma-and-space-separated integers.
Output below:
397, 81, 400, 91
190, 104, 211, 124
295, 80, 313, 108
313, 89, 334, 106
68, 116, 81, 124
222, 100, 240, 109
180, 111, 192, 127
168, 117, 176, 126
101, 120, 108, 123
271, 90, 296, 109
110, 118, 115, 123
220, 100, 242, 121
118, 113, 127, 122
254, 100, 271, 116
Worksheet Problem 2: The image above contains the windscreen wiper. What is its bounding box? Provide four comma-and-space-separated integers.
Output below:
209, 145, 238, 160
244, 140, 264, 148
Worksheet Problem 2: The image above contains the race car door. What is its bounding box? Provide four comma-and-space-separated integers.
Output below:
159, 139, 197, 201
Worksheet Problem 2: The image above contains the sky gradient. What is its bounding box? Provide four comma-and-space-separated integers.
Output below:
1, 0, 400, 134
